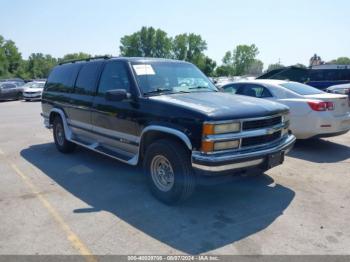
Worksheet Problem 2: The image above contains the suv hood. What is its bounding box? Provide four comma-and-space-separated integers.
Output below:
150, 92, 288, 120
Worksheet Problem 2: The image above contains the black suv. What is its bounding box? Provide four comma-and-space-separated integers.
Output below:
41, 57, 295, 204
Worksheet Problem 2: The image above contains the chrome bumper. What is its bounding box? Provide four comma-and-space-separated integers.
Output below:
192, 134, 296, 173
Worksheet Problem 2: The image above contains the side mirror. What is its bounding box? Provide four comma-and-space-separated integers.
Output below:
105, 89, 131, 102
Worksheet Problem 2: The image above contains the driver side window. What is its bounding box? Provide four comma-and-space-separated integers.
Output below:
98, 61, 130, 95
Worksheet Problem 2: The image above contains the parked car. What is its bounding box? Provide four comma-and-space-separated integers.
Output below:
22, 81, 46, 101
221, 80, 350, 139
41, 57, 295, 204
0, 82, 22, 101
326, 83, 350, 98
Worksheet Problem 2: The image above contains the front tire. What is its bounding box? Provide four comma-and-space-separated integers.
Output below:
53, 116, 76, 153
143, 139, 196, 205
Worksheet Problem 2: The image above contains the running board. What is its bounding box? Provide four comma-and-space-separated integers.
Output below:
70, 138, 138, 165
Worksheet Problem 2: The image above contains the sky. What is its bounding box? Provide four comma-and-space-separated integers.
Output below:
1, 0, 349, 68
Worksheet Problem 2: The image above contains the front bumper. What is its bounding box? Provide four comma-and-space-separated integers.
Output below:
192, 134, 296, 174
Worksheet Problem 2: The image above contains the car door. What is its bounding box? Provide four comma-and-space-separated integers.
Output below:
91, 60, 139, 155
0, 83, 18, 99
68, 61, 104, 140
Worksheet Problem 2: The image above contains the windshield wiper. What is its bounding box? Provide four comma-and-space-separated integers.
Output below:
143, 88, 173, 95
189, 86, 218, 91
144, 88, 191, 96
188, 86, 213, 90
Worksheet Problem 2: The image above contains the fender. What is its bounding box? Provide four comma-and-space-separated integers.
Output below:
49, 108, 73, 141
140, 125, 192, 150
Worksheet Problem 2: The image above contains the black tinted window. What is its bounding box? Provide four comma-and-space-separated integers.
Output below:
75, 62, 103, 95
238, 84, 272, 98
46, 64, 81, 92
98, 61, 130, 94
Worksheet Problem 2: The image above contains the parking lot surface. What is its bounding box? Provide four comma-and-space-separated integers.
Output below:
0, 100, 350, 255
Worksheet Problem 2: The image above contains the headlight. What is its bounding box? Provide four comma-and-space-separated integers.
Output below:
203, 122, 241, 135
213, 140, 240, 151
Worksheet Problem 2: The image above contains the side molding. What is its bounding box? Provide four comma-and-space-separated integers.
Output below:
141, 125, 192, 150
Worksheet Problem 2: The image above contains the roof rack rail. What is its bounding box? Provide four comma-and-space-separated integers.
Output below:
59, 55, 112, 65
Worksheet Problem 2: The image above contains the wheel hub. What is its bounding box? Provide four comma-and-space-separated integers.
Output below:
150, 155, 175, 192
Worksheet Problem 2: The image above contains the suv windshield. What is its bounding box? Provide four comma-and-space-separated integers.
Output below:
280, 82, 323, 95
131, 61, 218, 95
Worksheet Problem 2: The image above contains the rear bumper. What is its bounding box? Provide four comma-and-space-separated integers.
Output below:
291, 112, 350, 139
191, 134, 296, 174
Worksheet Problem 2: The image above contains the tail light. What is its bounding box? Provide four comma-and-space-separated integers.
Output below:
307, 101, 334, 111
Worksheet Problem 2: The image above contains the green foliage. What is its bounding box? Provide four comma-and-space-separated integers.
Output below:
26, 53, 58, 79
266, 63, 285, 72
120, 26, 172, 58
294, 63, 307, 68
60, 52, 91, 62
215, 65, 232, 77
246, 59, 264, 76
172, 33, 214, 75
330, 57, 350, 65
218, 45, 259, 76
0, 36, 22, 77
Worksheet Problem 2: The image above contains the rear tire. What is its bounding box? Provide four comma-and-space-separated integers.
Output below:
143, 139, 196, 205
52, 116, 76, 153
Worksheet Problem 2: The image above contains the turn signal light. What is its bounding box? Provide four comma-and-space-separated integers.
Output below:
201, 141, 214, 153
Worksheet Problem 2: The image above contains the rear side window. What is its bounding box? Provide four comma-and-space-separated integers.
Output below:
75, 62, 103, 95
238, 84, 272, 98
98, 61, 130, 95
280, 82, 323, 95
46, 64, 81, 92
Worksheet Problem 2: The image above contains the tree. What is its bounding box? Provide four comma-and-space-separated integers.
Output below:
120, 26, 172, 58
60, 52, 91, 62
0, 35, 22, 77
196, 56, 216, 76
3, 40, 22, 75
172, 33, 211, 73
215, 65, 232, 77
0, 35, 9, 77
232, 44, 259, 75
246, 59, 264, 76
294, 63, 307, 68
172, 33, 207, 62
27, 53, 57, 79
330, 57, 350, 65
219, 44, 259, 76
266, 63, 285, 72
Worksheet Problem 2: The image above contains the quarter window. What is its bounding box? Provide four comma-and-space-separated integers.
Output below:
98, 61, 130, 94
46, 64, 81, 92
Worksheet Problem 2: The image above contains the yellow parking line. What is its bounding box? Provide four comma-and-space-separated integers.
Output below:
1, 154, 97, 261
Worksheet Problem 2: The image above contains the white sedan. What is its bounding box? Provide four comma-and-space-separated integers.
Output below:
221, 80, 350, 139
326, 83, 350, 96
22, 81, 45, 101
